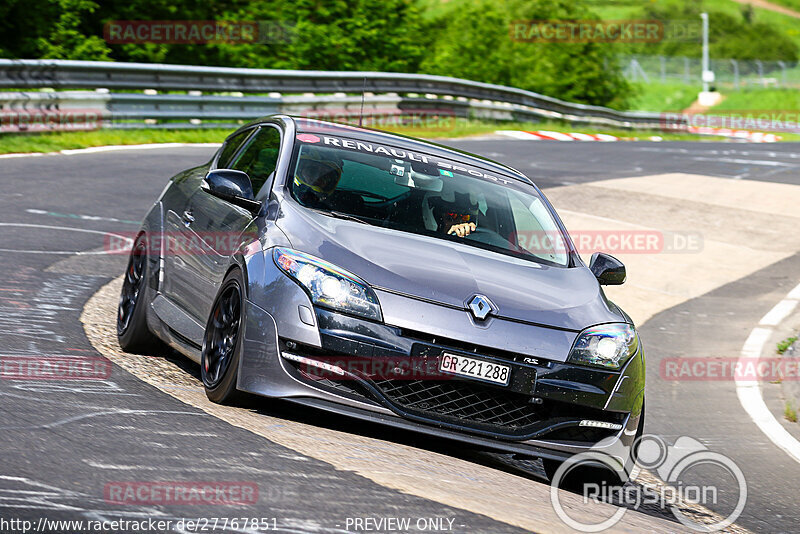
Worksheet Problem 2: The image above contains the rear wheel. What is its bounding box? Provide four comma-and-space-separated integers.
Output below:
117, 234, 162, 353
201, 269, 245, 404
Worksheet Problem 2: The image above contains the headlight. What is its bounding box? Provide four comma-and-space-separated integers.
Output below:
273, 247, 382, 322
567, 323, 638, 370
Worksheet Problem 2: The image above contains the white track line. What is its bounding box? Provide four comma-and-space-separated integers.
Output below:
0, 143, 220, 159
735, 282, 800, 464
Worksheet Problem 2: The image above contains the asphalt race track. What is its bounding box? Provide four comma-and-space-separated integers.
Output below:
1, 139, 799, 533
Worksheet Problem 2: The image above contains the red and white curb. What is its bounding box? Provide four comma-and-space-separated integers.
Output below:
496, 130, 619, 141
687, 126, 781, 143
498, 128, 782, 143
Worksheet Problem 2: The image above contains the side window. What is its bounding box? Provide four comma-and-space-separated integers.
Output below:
229, 126, 282, 195
217, 130, 252, 169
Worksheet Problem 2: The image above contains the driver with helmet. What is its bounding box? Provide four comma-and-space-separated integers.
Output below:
293, 147, 481, 237
292, 147, 347, 209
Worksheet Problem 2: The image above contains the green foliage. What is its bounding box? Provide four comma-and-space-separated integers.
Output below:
212, 0, 428, 72
786, 401, 798, 423
633, 2, 798, 61
778, 336, 798, 354
6, 0, 798, 110
0, 0, 111, 60
419, 0, 633, 107
36, 0, 112, 60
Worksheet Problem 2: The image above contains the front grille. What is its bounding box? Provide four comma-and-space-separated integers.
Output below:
374, 378, 541, 432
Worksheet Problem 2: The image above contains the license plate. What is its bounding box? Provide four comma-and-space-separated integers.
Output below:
439, 353, 511, 386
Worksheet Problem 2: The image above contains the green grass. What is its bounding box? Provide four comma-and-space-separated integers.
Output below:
591, 0, 800, 49
3, 116, 797, 156
768, 0, 800, 12
0, 129, 229, 155
712, 88, 800, 111
627, 82, 701, 112
778, 336, 798, 354
786, 401, 798, 423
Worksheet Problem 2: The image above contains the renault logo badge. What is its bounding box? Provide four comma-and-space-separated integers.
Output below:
468, 295, 495, 320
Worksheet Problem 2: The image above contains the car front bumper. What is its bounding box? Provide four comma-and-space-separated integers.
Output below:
238, 285, 644, 462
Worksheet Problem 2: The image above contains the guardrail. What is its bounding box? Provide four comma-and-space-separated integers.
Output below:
0, 59, 672, 133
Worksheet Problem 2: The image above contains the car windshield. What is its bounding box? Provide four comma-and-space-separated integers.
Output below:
288, 135, 570, 267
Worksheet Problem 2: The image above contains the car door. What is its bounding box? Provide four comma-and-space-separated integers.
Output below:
162, 127, 256, 318
177, 124, 283, 323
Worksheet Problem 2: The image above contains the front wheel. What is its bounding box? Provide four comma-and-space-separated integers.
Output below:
201, 268, 246, 404
545, 400, 645, 490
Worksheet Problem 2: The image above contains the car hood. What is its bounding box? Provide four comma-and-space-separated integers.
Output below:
275, 202, 625, 331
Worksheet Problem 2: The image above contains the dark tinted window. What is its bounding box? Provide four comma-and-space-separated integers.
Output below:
217, 129, 252, 168
289, 141, 568, 266
229, 126, 281, 194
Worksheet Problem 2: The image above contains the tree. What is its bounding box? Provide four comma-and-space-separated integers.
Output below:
212, 0, 427, 72
0, 0, 111, 60
419, 0, 633, 107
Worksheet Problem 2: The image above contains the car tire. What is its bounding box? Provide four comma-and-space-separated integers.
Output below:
201, 268, 246, 404
117, 233, 162, 354
544, 400, 645, 490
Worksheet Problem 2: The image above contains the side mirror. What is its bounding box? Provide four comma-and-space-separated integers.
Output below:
202, 170, 261, 214
589, 252, 626, 285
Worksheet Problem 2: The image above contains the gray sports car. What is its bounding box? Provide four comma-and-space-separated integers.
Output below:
117, 115, 644, 483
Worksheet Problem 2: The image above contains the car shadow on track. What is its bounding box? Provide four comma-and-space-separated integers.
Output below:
154, 346, 687, 527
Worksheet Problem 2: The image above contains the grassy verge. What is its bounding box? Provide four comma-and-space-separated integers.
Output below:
0, 129, 230, 155
712, 88, 800, 111
2, 118, 796, 156
627, 82, 703, 112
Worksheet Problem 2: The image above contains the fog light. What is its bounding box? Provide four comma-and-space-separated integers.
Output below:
281, 352, 345, 376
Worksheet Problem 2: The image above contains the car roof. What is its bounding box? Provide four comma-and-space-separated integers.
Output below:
239, 115, 532, 186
